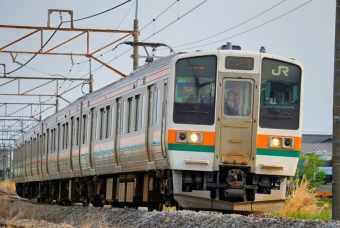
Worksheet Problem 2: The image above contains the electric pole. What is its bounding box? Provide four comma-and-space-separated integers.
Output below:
133, 0, 139, 70
333, 0, 340, 220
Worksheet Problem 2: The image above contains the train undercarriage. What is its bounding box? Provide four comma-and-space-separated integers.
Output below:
16, 167, 286, 212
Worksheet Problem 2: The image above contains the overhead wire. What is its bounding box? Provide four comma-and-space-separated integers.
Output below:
141, 0, 207, 42
0, 22, 63, 75
171, 0, 286, 49
27, 1, 134, 113
99, 0, 136, 49
176, 0, 313, 51
63, 0, 132, 23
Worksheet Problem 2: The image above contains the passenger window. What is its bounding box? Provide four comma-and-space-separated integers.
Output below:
134, 95, 140, 131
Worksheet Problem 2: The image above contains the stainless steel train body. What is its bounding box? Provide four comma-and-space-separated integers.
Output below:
13, 47, 304, 212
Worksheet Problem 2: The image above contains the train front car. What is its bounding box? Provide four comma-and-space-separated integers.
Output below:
167, 48, 303, 213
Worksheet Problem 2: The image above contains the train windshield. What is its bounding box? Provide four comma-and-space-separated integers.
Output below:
173, 55, 217, 125
259, 58, 301, 130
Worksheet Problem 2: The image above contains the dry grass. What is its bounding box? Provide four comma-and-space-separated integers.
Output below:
280, 178, 320, 216
0, 179, 16, 191
0, 198, 14, 220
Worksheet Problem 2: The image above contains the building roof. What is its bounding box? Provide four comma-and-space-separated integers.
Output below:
301, 143, 332, 154
302, 134, 332, 144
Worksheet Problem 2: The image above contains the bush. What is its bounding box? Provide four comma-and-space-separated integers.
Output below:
297, 153, 326, 189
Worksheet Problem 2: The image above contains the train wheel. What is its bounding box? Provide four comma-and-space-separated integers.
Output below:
158, 203, 164, 211
175, 202, 183, 211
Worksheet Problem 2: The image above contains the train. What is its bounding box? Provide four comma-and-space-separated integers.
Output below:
12, 42, 304, 213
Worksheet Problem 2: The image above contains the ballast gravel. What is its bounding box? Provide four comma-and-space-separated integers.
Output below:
2, 201, 340, 228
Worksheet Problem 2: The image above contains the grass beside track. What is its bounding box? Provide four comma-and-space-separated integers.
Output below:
270, 178, 332, 220
0, 179, 16, 191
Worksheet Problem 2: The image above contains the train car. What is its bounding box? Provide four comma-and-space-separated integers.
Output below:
13, 42, 304, 212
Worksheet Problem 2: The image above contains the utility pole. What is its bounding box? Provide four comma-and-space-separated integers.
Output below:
133, 0, 139, 70
333, 0, 340, 220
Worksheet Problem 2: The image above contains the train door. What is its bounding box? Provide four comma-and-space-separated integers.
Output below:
219, 78, 254, 164
146, 85, 155, 162
114, 98, 122, 166
89, 108, 95, 170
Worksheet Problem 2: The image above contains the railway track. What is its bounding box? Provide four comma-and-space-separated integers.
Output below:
1, 189, 340, 227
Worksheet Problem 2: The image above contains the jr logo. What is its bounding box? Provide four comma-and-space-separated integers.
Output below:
272, 66, 289, 76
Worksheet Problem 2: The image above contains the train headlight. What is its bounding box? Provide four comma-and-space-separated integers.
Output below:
268, 136, 295, 149
176, 131, 203, 144
269, 136, 282, 148
190, 133, 198, 142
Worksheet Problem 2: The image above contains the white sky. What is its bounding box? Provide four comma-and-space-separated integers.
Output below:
0, 0, 335, 135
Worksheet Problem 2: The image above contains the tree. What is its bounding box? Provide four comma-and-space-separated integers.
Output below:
297, 152, 327, 189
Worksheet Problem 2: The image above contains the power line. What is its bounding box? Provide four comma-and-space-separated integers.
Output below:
76, 0, 206, 80
139, 0, 178, 31
99, 0, 136, 49
63, 0, 132, 23
171, 0, 286, 49
141, 0, 207, 42
0, 22, 62, 75
176, 0, 313, 51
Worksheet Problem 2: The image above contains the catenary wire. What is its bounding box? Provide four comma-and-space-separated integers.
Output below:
75, 0, 206, 80
63, 0, 132, 23
0, 23, 62, 75
176, 0, 313, 51
171, 0, 286, 49
141, 0, 207, 42
99, 0, 136, 49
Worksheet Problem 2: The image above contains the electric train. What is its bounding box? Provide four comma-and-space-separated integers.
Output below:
12, 43, 304, 213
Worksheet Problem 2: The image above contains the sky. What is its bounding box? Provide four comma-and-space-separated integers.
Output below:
0, 0, 336, 136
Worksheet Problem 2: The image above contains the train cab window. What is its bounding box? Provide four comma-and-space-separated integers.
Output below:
173, 55, 217, 125
260, 58, 301, 130
223, 81, 252, 116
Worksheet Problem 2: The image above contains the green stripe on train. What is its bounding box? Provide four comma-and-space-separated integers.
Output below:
256, 148, 300, 158
168, 144, 215, 153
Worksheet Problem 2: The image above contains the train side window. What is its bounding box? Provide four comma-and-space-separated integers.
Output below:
96, 110, 100, 140
82, 115, 87, 144
134, 95, 140, 131
100, 107, 105, 139
156, 88, 161, 125
46, 130, 49, 154
65, 122, 69, 149
111, 105, 115, 136
141, 94, 145, 128
51, 129, 54, 153
127, 97, 132, 133
30, 138, 33, 160
57, 124, 60, 153
75, 117, 79, 146
122, 101, 126, 133
62, 124, 65, 150
105, 105, 110, 138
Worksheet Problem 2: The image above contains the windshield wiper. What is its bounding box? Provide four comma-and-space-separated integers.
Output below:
180, 110, 209, 114
262, 115, 292, 120
269, 107, 280, 114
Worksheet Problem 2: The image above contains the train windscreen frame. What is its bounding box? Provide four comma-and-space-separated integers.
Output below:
173, 55, 217, 125
259, 58, 301, 130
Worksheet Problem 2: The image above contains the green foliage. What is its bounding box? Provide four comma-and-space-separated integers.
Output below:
297, 153, 327, 188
